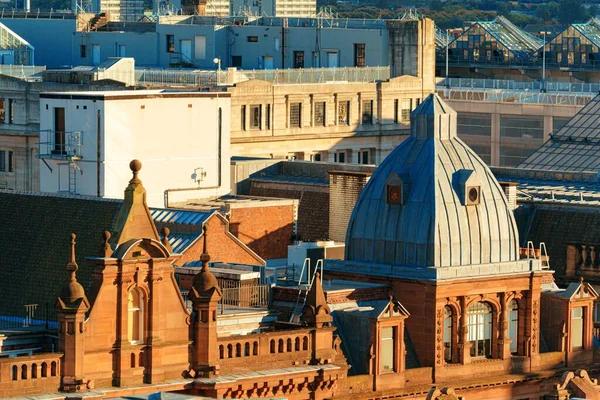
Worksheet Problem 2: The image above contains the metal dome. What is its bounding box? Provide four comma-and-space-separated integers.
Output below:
344, 94, 520, 269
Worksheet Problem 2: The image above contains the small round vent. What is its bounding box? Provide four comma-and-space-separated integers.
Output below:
467, 186, 480, 205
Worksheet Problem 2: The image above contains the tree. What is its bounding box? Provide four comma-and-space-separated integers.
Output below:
558, 0, 587, 24
535, 5, 552, 22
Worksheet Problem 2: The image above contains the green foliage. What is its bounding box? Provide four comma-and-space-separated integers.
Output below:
558, 0, 587, 24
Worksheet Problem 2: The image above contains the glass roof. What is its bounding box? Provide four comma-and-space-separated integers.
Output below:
477, 16, 544, 55
572, 18, 600, 48
519, 95, 600, 172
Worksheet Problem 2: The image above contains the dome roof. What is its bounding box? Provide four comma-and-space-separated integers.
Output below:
345, 94, 519, 269
60, 280, 86, 304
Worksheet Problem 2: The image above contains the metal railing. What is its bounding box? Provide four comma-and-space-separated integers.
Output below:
221, 285, 270, 309
38, 130, 83, 160
0, 65, 45, 80
136, 66, 390, 87
0, 303, 58, 330
438, 87, 593, 106
438, 77, 600, 93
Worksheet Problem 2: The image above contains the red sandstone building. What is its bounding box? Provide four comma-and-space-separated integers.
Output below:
2, 95, 600, 399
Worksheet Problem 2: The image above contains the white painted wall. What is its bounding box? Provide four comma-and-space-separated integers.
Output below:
39, 91, 231, 207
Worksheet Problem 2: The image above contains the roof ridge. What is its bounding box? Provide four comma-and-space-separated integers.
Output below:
0, 189, 124, 203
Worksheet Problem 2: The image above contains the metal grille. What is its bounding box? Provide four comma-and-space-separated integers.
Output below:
338, 101, 349, 125
314, 102, 325, 126
290, 102, 301, 128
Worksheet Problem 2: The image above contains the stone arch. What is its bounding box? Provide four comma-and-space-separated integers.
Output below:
253, 341, 259, 356
278, 339, 284, 353
227, 344, 233, 358
219, 345, 225, 359
12, 365, 18, 381
31, 363, 38, 379
41, 362, 47, 378
21, 364, 27, 380
51, 361, 57, 376
302, 336, 309, 351
286, 338, 292, 352
244, 342, 250, 357
295, 337, 301, 351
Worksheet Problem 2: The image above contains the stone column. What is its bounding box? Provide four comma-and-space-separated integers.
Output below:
498, 293, 512, 359
459, 297, 471, 364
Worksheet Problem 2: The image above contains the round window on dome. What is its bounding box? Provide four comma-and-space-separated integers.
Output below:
467, 186, 480, 205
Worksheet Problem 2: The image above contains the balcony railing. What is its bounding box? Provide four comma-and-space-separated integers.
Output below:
38, 130, 83, 160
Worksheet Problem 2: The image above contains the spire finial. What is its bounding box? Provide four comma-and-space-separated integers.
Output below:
129, 159, 142, 184
67, 233, 78, 277
580, 276, 584, 284
161, 226, 173, 253
200, 225, 210, 268
101, 230, 112, 257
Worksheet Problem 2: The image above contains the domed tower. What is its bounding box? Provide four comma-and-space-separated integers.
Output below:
346, 94, 520, 271
56, 233, 90, 393
332, 94, 549, 376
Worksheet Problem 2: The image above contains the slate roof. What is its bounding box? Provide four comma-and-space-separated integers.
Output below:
519, 94, 600, 172
515, 204, 600, 278
0, 191, 219, 318
345, 94, 520, 269
0, 191, 122, 317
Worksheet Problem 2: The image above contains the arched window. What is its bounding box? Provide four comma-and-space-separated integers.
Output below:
31, 363, 38, 379
128, 288, 144, 343
219, 345, 225, 359
443, 306, 453, 363
244, 342, 250, 357
508, 300, 519, 354
51, 361, 57, 377
130, 353, 136, 368
227, 344, 233, 358
468, 302, 493, 358
295, 337, 300, 351
287, 338, 292, 352
12, 365, 17, 381
270, 339, 276, 354
21, 364, 27, 380
278, 339, 284, 353
41, 362, 47, 378
303, 336, 309, 351
253, 341, 259, 356
139, 352, 145, 368
235, 343, 241, 357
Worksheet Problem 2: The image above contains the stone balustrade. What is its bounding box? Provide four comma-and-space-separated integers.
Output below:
0, 353, 62, 397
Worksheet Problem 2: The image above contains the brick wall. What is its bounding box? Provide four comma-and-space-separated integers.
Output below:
250, 181, 329, 241
228, 204, 295, 260
177, 216, 264, 267
328, 171, 371, 242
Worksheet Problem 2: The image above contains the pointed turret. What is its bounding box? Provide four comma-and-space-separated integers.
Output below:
301, 272, 332, 328
56, 234, 89, 393
189, 225, 221, 377
58, 233, 89, 308
111, 160, 160, 247
410, 93, 457, 140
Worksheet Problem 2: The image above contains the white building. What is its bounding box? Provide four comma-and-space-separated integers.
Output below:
39, 90, 231, 207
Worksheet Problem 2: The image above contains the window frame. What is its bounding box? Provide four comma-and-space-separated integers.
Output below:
289, 102, 302, 128
354, 43, 366, 67
249, 105, 262, 130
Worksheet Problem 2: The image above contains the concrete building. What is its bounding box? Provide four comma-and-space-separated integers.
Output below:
39, 90, 231, 207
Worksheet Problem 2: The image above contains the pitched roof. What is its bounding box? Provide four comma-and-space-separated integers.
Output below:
519, 94, 600, 172
0, 191, 121, 317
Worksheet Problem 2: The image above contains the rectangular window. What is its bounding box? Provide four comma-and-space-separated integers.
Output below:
290, 102, 302, 128
8, 99, 13, 124
312, 153, 321, 162
80, 44, 87, 58
335, 151, 345, 163
118, 45, 127, 57
266, 104, 271, 130
166, 34, 175, 53
314, 102, 326, 127
294, 51, 304, 68
572, 307, 584, 349
362, 100, 373, 124
241, 105, 246, 130
232, 55, 242, 67
195, 35, 206, 60
354, 43, 366, 67
338, 100, 350, 125
249, 105, 261, 130
380, 326, 395, 373
247, 36, 259, 42
358, 150, 369, 164
0, 99, 5, 123
394, 99, 399, 123
401, 99, 411, 123
54, 107, 65, 154
0, 150, 5, 172
8, 151, 13, 172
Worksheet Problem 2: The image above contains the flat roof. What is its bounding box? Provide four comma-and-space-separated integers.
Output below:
40, 89, 230, 100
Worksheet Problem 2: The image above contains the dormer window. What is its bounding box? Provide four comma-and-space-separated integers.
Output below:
454, 169, 480, 206
385, 170, 410, 206
387, 184, 402, 205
